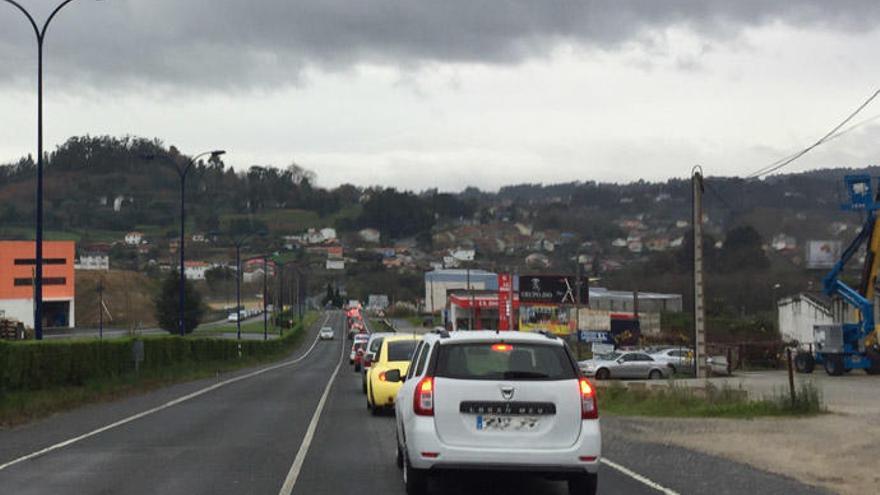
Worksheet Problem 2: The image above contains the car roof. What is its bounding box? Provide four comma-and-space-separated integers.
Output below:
423, 330, 563, 346
366, 332, 395, 342
381, 334, 422, 343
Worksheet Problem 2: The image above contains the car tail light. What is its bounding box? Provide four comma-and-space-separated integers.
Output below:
413, 376, 434, 416
491, 343, 513, 352
579, 377, 598, 419
378, 371, 387, 382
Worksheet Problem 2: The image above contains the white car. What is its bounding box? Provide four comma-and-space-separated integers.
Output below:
392, 330, 600, 495
319, 327, 335, 340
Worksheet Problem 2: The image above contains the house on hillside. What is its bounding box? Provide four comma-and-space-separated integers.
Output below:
359, 228, 381, 243
184, 261, 210, 280
124, 231, 143, 245
75, 252, 109, 271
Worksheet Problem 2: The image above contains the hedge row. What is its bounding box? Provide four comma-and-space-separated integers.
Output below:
0, 317, 311, 392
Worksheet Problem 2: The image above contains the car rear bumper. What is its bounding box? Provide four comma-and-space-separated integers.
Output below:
406, 418, 601, 474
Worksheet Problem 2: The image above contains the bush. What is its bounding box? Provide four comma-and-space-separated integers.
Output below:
0, 314, 315, 393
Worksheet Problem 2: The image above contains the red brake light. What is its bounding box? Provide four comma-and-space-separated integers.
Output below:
491, 343, 513, 352
579, 377, 598, 420
413, 376, 434, 416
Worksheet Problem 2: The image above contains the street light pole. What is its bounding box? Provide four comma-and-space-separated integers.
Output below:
263, 255, 268, 341
174, 150, 224, 336
3, 0, 97, 340
235, 242, 242, 341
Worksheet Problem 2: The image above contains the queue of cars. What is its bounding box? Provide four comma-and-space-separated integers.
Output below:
351, 327, 601, 495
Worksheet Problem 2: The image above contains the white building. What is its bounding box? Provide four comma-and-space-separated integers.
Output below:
124, 231, 144, 245
424, 269, 497, 313
75, 253, 109, 271
777, 294, 833, 348
184, 261, 210, 280
359, 228, 381, 243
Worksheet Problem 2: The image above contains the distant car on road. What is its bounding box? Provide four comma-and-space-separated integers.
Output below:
393, 330, 600, 495
365, 334, 420, 415
579, 351, 671, 380
319, 327, 335, 340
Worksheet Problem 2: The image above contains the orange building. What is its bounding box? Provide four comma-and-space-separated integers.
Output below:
0, 241, 75, 328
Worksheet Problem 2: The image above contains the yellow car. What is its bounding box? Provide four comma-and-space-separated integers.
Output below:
366, 334, 421, 415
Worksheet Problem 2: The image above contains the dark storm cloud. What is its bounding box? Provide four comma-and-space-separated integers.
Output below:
1, 0, 878, 90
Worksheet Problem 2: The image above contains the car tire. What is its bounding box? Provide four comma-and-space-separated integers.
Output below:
794, 353, 814, 374
866, 349, 880, 375
362, 377, 367, 394
648, 370, 662, 380
370, 387, 382, 416
595, 368, 610, 380
403, 449, 428, 495
568, 473, 597, 495
823, 354, 845, 376
396, 436, 404, 469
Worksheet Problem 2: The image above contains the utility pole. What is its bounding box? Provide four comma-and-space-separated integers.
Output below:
575, 256, 583, 357
693, 167, 708, 378
467, 266, 473, 330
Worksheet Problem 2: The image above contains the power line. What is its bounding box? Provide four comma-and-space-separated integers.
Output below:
746, 89, 880, 179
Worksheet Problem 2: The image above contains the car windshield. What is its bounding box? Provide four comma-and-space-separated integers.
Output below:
386, 340, 419, 361
435, 343, 577, 381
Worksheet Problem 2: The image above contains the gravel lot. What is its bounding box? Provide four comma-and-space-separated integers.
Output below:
612, 370, 880, 495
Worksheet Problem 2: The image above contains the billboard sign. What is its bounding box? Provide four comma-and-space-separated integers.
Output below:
518, 275, 588, 305
805, 240, 842, 269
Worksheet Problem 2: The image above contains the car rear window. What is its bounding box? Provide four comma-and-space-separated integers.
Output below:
434, 343, 577, 380
387, 340, 419, 361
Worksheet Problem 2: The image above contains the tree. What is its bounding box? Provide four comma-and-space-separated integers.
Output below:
718, 225, 769, 273
154, 270, 205, 334
205, 266, 235, 295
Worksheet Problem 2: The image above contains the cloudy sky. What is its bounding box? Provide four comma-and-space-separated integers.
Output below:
3, 1, 880, 191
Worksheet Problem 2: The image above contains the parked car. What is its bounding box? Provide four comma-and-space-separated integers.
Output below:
650, 347, 694, 374
226, 310, 246, 322
579, 351, 671, 380
708, 355, 731, 376
319, 327, 335, 340
365, 334, 421, 414
393, 330, 600, 495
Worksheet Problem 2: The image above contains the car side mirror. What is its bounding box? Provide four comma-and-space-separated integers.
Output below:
617, 358, 625, 364
385, 369, 402, 382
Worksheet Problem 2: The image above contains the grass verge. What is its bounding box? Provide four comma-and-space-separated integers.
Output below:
0, 312, 319, 428
598, 381, 824, 418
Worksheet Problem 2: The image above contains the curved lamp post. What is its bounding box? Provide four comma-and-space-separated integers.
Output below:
175, 150, 225, 336
3, 0, 103, 339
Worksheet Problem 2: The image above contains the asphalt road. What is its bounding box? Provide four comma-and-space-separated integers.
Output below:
0, 311, 831, 495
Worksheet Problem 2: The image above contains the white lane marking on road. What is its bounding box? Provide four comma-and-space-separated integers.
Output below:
278, 315, 346, 495
601, 458, 681, 495
0, 312, 334, 473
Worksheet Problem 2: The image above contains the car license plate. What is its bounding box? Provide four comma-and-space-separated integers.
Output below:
476, 414, 539, 431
